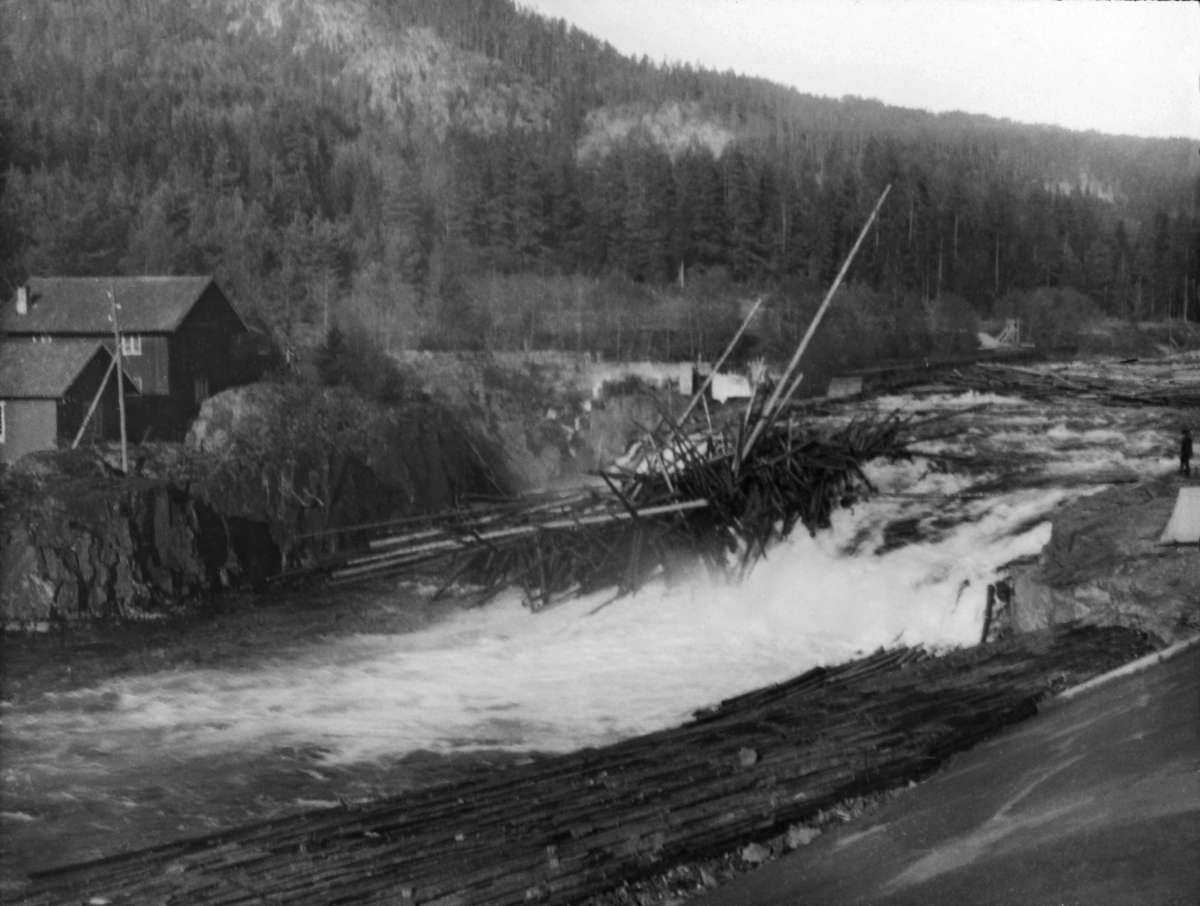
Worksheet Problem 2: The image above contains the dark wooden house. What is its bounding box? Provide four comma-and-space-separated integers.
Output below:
0, 277, 256, 441
0, 341, 140, 463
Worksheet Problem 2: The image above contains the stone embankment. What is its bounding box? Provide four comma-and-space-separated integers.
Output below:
1004, 478, 1200, 643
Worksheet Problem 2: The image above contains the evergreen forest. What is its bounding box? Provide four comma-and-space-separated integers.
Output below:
1, 0, 1196, 369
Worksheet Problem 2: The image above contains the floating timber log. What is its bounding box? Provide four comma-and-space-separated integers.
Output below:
940, 362, 1200, 408
17, 623, 1153, 906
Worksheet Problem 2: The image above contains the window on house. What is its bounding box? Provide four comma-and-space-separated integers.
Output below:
0, 401, 6, 444
34, 335, 52, 344
194, 376, 209, 405
120, 334, 142, 357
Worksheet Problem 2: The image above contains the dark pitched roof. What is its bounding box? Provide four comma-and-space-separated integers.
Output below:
0, 276, 222, 334
0, 341, 116, 398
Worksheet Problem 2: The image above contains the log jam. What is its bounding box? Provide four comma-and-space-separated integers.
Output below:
18, 622, 1153, 906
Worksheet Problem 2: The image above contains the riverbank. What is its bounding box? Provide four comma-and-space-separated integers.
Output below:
1005, 475, 1200, 644
690, 638, 1200, 906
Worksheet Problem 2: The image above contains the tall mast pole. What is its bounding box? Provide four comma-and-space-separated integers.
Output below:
740, 183, 891, 463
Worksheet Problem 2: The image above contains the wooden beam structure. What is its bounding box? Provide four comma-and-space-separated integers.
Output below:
293, 410, 910, 606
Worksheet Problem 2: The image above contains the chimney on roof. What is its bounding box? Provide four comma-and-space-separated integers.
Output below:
16, 285, 28, 315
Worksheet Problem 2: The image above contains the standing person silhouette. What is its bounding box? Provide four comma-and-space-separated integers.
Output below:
1181, 428, 1193, 478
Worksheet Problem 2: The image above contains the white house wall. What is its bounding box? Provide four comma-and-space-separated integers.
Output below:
0, 399, 57, 463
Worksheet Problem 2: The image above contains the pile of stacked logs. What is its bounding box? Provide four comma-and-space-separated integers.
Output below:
941, 362, 1200, 408
319, 411, 909, 608
309, 188, 902, 607
18, 623, 1154, 906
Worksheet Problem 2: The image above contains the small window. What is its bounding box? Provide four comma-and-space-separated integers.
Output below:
120, 334, 142, 357
34, 335, 52, 344
0, 400, 6, 444
194, 376, 209, 405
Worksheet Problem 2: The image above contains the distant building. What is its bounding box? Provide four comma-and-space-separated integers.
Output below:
0, 341, 140, 463
1, 277, 257, 441
826, 375, 864, 399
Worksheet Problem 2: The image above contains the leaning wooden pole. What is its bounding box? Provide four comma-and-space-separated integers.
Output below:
108, 282, 128, 473
620, 296, 766, 477
70, 354, 117, 449
740, 184, 891, 463
679, 295, 765, 424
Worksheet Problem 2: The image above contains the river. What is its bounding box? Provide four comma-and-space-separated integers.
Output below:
0, 380, 1181, 883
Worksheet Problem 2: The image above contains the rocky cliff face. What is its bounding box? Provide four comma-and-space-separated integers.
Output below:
0, 473, 241, 627
1, 383, 516, 626
1006, 479, 1200, 643
1, 374, 688, 626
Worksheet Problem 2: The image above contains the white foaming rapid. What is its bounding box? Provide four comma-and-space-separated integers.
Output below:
12, 459, 1064, 768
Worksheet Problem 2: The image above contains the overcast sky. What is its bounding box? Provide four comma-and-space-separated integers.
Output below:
519, 0, 1199, 140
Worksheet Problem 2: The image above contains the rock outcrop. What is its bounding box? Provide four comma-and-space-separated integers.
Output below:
473, 389, 666, 489
393, 351, 683, 488
1, 383, 516, 625
187, 384, 514, 563
0, 474, 243, 627
1, 369, 728, 626
1008, 479, 1200, 643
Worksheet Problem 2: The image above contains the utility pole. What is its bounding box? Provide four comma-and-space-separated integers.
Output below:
323, 271, 330, 331
994, 233, 1000, 296
109, 282, 128, 474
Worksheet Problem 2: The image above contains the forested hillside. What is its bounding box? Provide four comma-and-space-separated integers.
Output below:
1, 0, 1195, 362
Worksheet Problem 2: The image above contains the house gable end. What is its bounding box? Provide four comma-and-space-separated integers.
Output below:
175, 282, 249, 336
0, 341, 121, 398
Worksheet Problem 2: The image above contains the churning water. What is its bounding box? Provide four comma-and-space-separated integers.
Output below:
4, 389, 1177, 772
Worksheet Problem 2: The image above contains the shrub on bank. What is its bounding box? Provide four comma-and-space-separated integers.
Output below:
928, 294, 981, 356
756, 282, 984, 395
195, 378, 516, 567
1139, 319, 1200, 352
315, 322, 416, 404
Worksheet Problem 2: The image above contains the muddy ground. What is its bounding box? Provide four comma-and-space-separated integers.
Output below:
0, 583, 546, 892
